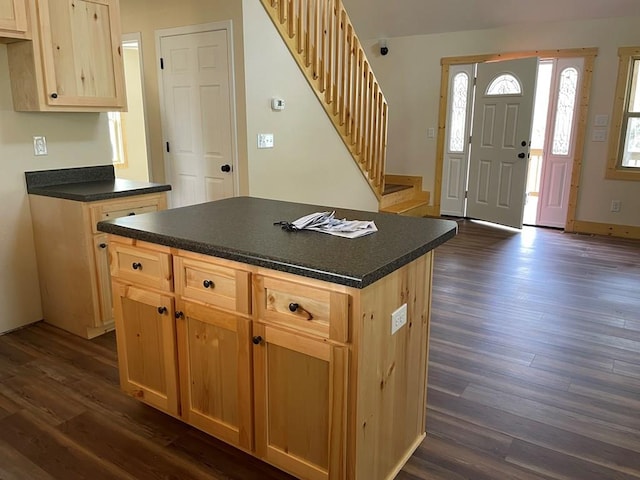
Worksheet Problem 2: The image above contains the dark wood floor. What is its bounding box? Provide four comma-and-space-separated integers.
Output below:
1, 219, 639, 479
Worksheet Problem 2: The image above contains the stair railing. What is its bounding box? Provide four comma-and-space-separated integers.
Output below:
260, 0, 388, 199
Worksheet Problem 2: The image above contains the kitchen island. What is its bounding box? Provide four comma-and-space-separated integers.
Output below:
97, 196, 457, 480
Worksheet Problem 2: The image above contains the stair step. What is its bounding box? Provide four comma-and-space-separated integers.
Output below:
382, 183, 412, 196
380, 192, 430, 217
380, 199, 429, 217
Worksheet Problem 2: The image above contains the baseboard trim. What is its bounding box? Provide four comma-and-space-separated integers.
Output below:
572, 220, 640, 240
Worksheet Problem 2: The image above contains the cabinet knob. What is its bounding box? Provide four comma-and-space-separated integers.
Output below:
50, 92, 58, 99
203, 279, 215, 289
128, 212, 136, 216
175, 311, 184, 319
252, 336, 263, 345
157, 306, 167, 315
132, 262, 142, 270
288, 302, 313, 320
99, 243, 107, 249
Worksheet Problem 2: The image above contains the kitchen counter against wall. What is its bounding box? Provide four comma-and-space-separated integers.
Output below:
25, 165, 171, 201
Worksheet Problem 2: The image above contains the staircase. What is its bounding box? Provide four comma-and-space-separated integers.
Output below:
259, 0, 430, 215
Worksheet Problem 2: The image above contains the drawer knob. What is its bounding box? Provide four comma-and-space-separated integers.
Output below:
132, 262, 142, 270
203, 279, 215, 289
252, 335, 263, 345
157, 306, 167, 315
175, 311, 184, 319
288, 302, 314, 320
128, 212, 136, 216
50, 92, 58, 99
99, 243, 107, 249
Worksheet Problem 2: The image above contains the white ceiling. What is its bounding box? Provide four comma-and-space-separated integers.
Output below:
341, 0, 640, 40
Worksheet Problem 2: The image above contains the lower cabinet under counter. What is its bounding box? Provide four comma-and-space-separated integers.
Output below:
108, 235, 434, 480
28, 192, 167, 339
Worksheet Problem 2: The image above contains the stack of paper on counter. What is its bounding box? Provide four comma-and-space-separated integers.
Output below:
291, 211, 378, 239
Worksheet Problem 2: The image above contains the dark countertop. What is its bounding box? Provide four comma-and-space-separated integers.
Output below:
25, 165, 171, 202
97, 196, 457, 289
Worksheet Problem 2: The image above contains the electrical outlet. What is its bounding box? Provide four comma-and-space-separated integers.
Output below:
33, 136, 48, 156
611, 200, 621, 213
391, 303, 407, 335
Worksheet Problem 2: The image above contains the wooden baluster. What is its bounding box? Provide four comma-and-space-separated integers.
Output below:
344, 24, 354, 133
353, 50, 363, 152
297, 0, 303, 53
314, 0, 320, 81
332, 0, 342, 116
339, 9, 348, 124
361, 61, 370, 161
380, 101, 388, 190
279, 0, 286, 24
325, 0, 334, 105
305, 0, 311, 67
287, 0, 295, 38
371, 83, 380, 182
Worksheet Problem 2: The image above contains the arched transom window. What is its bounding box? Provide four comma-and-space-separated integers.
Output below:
486, 73, 522, 95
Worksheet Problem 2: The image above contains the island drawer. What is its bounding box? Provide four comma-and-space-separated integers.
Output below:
90, 194, 166, 233
254, 274, 349, 343
109, 242, 173, 292
174, 256, 251, 315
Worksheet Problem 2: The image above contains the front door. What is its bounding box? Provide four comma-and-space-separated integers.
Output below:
467, 57, 538, 228
159, 26, 236, 207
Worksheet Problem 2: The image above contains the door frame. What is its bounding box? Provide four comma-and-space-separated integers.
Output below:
435, 47, 597, 232
155, 21, 240, 202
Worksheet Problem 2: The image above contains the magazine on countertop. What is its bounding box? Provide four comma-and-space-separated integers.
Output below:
276, 211, 378, 239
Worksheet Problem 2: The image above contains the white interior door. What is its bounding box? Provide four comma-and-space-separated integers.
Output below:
159, 26, 236, 208
441, 64, 474, 216
537, 58, 584, 228
467, 57, 539, 228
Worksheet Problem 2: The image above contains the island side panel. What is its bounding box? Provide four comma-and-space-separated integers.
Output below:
349, 252, 433, 480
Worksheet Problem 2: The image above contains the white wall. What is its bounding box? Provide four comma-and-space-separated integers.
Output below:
242, 0, 378, 212
0, 45, 112, 333
363, 16, 640, 226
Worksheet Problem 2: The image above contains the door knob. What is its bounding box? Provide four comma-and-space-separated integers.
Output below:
221, 164, 231, 173
157, 306, 167, 315
518, 152, 526, 159
252, 336, 263, 345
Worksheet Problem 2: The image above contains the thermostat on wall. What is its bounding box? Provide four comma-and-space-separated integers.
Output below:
271, 98, 285, 111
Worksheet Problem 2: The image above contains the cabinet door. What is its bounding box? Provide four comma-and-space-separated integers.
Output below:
0, 0, 27, 36
253, 324, 348, 480
112, 282, 179, 416
37, 0, 125, 108
93, 233, 113, 327
176, 300, 253, 450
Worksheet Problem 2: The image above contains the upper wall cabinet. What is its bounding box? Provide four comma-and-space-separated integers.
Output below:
6, 0, 126, 111
0, 0, 29, 39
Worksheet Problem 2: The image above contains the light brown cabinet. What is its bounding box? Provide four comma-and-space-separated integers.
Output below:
112, 281, 179, 416
7, 0, 126, 111
252, 272, 349, 480
107, 235, 434, 480
0, 0, 28, 39
29, 192, 167, 338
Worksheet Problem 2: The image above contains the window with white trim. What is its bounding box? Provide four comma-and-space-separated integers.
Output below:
607, 47, 640, 180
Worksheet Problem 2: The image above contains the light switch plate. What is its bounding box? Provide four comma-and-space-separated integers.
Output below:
257, 133, 274, 149
391, 303, 407, 335
33, 136, 48, 156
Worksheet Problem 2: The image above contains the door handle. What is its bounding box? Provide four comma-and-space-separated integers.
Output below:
518, 152, 526, 159
221, 164, 231, 173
